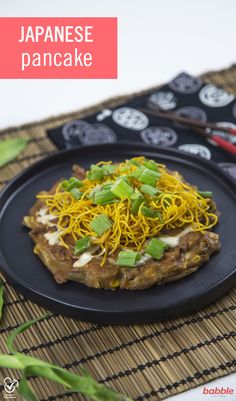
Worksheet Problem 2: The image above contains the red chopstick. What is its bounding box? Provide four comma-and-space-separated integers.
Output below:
140, 108, 236, 156
210, 136, 236, 155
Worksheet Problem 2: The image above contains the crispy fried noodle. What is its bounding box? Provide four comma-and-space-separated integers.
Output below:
37, 157, 218, 266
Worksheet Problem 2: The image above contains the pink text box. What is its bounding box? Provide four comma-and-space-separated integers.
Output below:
0, 17, 117, 79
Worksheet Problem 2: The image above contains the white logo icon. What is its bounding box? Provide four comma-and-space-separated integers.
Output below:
140, 127, 178, 146
199, 84, 234, 108
178, 144, 211, 160
174, 106, 207, 129
169, 73, 202, 94
112, 107, 149, 130
147, 91, 177, 111
62, 120, 117, 146
3, 377, 19, 398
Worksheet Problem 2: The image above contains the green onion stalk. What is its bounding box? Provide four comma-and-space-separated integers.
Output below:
0, 280, 133, 401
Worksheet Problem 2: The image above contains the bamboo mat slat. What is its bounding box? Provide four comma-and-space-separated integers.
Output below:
0, 65, 236, 401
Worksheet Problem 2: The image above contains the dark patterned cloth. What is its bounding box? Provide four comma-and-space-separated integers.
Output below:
48, 72, 236, 181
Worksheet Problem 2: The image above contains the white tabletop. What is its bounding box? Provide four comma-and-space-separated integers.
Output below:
0, 0, 235, 399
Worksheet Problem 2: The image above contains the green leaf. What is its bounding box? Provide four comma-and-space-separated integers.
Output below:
0, 138, 29, 167
0, 279, 4, 321
22, 363, 131, 401
7, 315, 48, 354
24, 364, 75, 388
18, 375, 39, 401
0, 315, 134, 401
0, 353, 24, 369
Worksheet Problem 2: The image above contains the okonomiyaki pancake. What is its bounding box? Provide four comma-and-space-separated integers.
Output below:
23, 157, 220, 290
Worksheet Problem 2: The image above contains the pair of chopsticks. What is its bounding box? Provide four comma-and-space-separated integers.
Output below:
140, 108, 236, 156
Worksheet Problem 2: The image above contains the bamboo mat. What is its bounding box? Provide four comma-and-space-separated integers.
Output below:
0, 65, 236, 401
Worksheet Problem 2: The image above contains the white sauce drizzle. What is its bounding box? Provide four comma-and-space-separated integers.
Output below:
158, 225, 194, 248
37, 208, 57, 226
44, 230, 61, 246
73, 246, 99, 268
73, 252, 93, 268
137, 254, 152, 266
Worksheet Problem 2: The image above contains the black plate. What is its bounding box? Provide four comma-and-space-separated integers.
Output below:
0, 143, 236, 324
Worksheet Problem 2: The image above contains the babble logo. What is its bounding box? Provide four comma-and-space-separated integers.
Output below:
203, 386, 234, 395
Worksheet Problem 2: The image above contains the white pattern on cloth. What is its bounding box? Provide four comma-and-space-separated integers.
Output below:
178, 144, 211, 160
112, 107, 149, 130
199, 84, 234, 108
140, 127, 178, 146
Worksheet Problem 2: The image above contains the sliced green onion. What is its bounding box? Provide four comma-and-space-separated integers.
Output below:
68, 177, 83, 187
86, 185, 101, 200
111, 178, 134, 198
87, 170, 103, 181
94, 189, 117, 205
61, 177, 83, 191
141, 205, 162, 220
87, 164, 116, 180
70, 188, 82, 200
117, 250, 141, 267
131, 188, 142, 199
101, 164, 116, 175
198, 191, 213, 198
145, 238, 169, 260
129, 158, 141, 167
143, 159, 159, 172
61, 180, 69, 190
101, 199, 120, 205
119, 165, 130, 173
87, 165, 104, 181
131, 197, 144, 214
102, 181, 113, 188
138, 168, 161, 187
140, 185, 161, 196
131, 189, 144, 214
90, 214, 112, 236
74, 237, 91, 255
129, 165, 145, 179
